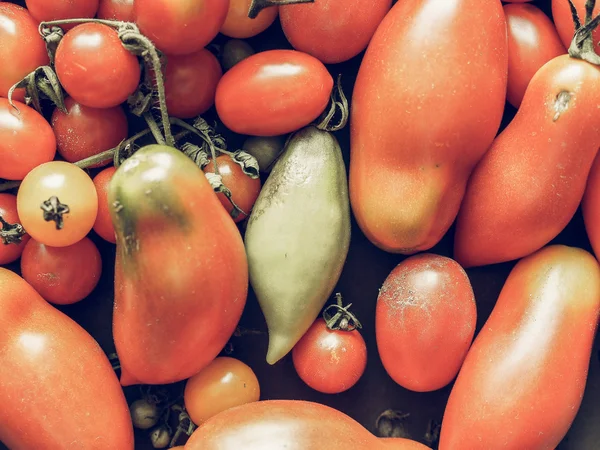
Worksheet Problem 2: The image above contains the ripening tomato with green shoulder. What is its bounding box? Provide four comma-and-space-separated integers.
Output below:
0, 193, 30, 265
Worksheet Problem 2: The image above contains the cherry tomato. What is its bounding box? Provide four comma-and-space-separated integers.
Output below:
24, 0, 99, 25
17, 161, 98, 248
0, 98, 56, 181
92, 166, 117, 243
97, 0, 135, 21
134, 0, 229, 56
21, 236, 102, 305
55, 23, 141, 109
164, 49, 222, 119
184, 357, 260, 425
221, 0, 278, 39
0, 3, 49, 102
51, 97, 128, 167
203, 155, 261, 223
0, 194, 30, 265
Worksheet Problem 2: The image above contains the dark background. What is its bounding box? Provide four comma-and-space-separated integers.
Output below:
4, 0, 599, 449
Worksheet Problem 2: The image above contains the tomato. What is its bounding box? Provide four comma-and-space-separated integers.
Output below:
221, 0, 278, 39
164, 49, 222, 119
134, 0, 229, 56
203, 154, 261, 222
184, 357, 260, 425
92, 166, 117, 244
0, 3, 49, 102
55, 23, 141, 109
553, 0, 600, 50
280, 0, 392, 64
17, 161, 98, 248
0, 193, 30, 265
97, 0, 135, 21
51, 97, 128, 167
221, 39, 255, 71
0, 98, 56, 181
504, 3, 566, 108
376, 254, 476, 393
440, 246, 600, 450
216, 50, 333, 136
583, 155, 600, 257
0, 268, 134, 449
24, 0, 99, 25
349, 0, 507, 254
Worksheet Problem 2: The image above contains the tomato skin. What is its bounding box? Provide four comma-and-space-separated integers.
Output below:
553, 0, 600, 50
349, 0, 507, 254
221, 0, 278, 39
583, 155, 600, 257
0, 4, 49, 102
93, 166, 117, 243
292, 318, 367, 394
280, 0, 392, 64
0, 194, 30, 265
24, 0, 99, 24
376, 254, 476, 393
97, 0, 135, 21
454, 55, 600, 268
216, 50, 333, 136
439, 246, 600, 450
0, 268, 134, 449
0, 99, 56, 181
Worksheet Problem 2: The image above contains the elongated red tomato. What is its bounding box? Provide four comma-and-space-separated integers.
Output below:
440, 246, 600, 450
505, 3, 566, 107
0, 268, 134, 449
583, 155, 600, 256
216, 50, 333, 136
350, 0, 507, 254
553, 0, 600, 50
0, 194, 30, 265
280, 0, 392, 64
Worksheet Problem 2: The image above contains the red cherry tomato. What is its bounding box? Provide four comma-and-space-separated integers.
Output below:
0, 98, 56, 181
0, 194, 30, 265
55, 23, 141, 109
92, 166, 117, 243
24, 0, 99, 25
164, 49, 222, 119
134, 0, 229, 56
97, 0, 135, 21
215, 50, 333, 136
221, 0, 278, 39
21, 236, 102, 305
553, 0, 600, 50
0, 3, 49, 102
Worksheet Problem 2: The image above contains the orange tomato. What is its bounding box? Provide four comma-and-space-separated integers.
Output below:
221, 0, 278, 38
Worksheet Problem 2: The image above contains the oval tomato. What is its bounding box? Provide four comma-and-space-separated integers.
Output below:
221, 0, 278, 39
93, 166, 117, 243
0, 193, 30, 265
280, 0, 392, 64
97, 0, 135, 21
216, 50, 333, 136
0, 268, 134, 449
553, 0, 600, 50
25, 0, 99, 24
584, 154, 600, 258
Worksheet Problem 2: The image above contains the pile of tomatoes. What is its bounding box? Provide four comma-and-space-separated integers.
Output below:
2, 0, 600, 449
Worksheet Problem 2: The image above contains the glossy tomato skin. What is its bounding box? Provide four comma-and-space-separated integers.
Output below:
280, 0, 392, 64
0, 194, 30, 265
505, 3, 566, 107
376, 254, 476, 393
55, 23, 141, 109
97, 0, 135, 21
0, 4, 49, 102
583, 155, 600, 257
25, 0, 99, 24
0, 99, 56, 181
221, 0, 278, 39
440, 246, 600, 450
134, 0, 229, 55
350, 0, 507, 254
553, 0, 599, 50
0, 268, 134, 449
454, 55, 600, 268
216, 50, 333, 136
93, 166, 117, 243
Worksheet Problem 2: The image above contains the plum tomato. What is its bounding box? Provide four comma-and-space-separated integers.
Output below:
0, 193, 30, 265
97, 0, 135, 21
221, 0, 278, 39
25, 0, 100, 25
92, 166, 117, 243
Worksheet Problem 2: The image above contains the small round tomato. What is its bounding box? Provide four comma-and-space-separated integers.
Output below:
21, 236, 102, 305
164, 49, 222, 119
0, 193, 30, 265
97, 0, 135, 21
203, 154, 261, 222
0, 3, 49, 101
92, 166, 117, 243
553, 0, 600, 50
0, 98, 56, 181
55, 23, 141, 109
17, 162, 98, 248
134, 0, 229, 56
221, 39, 255, 71
184, 357, 260, 425
221, 0, 278, 39
25, 0, 99, 25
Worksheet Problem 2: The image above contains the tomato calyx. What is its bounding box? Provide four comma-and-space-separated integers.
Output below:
567, 0, 600, 64
7, 66, 66, 115
323, 293, 362, 332
40, 196, 70, 230
375, 410, 412, 439
248, 0, 315, 19
0, 216, 26, 245
316, 75, 349, 132
204, 172, 248, 220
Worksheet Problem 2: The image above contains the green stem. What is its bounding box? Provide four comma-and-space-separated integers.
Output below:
248, 0, 315, 19
567, 0, 600, 64
144, 113, 166, 145
322, 293, 362, 331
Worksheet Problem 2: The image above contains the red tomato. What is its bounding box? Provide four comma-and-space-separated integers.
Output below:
55, 23, 141, 109
280, 0, 392, 64
0, 3, 49, 102
440, 246, 600, 450
92, 166, 117, 243
504, 3, 566, 107
97, 0, 135, 21
51, 97, 128, 167
0, 193, 30, 265
221, 0, 278, 39
20, 237, 102, 305
0, 98, 56, 181
216, 50, 333, 136
584, 155, 600, 258
553, 0, 600, 50
24, 0, 99, 25
134, 0, 229, 56
376, 254, 476, 392
164, 49, 222, 119
0, 268, 134, 449
349, 0, 507, 254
